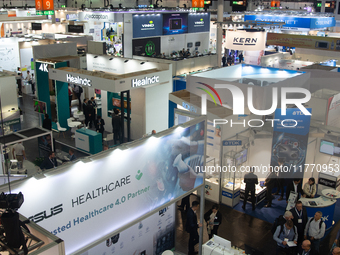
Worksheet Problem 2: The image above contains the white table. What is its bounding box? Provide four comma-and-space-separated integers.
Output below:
73, 111, 84, 119
69, 121, 82, 136
202, 238, 245, 255
321, 189, 340, 200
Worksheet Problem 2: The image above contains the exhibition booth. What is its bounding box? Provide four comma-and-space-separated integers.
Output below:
43, 54, 172, 149
0, 117, 207, 255
169, 64, 340, 227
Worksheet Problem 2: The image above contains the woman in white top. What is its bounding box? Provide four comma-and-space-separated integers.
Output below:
303, 177, 316, 198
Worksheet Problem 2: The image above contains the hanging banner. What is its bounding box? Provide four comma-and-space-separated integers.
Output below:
270, 108, 311, 179
78, 12, 115, 22
267, 33, 340, 51
225, 30, 266, 51
192, 0, 204, 8
326, 92, 340, 127
7, 120, 205, 254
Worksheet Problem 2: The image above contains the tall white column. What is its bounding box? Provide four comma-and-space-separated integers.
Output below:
216, 0, 224, 67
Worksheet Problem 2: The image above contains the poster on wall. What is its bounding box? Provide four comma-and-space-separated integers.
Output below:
82, 204, 175, 255
132, 37, 161, 57
188, 13, 210, 33
11, 120, 205, 254
0, 38, 20, 72
225, 30, 266, 51
270, 108, 312, 179
326, 92, 340, 128
133, 14, 163, 38
163, 13, 188, 35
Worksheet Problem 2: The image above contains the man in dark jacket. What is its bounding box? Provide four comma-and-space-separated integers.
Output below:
186, 201, 201, 255
290, 201, 308, 245
40, 151, 57, 170
264, 167, 277, 207
87, 100, 95, 128
204, 204, 222, 239
95, 116, 105, 139
242, 166, 258, 211
42, 114, 52, 130
286, 179, 304, 202
111, 109, 122, 144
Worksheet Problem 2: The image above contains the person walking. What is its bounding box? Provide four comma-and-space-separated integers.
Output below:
242, 166, 258, 211
83, 99, 88, 127
112, 109, 122, 144
186, 201, 202, 255
222, 54, 227, 67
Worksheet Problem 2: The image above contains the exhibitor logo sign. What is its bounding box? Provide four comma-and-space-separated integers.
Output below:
233, 37, 257, 46
198, 83, 312, 127
194, 18, 204, 26
84, 14, 108, 20
132, 76, 160, 87
141, 20, 155, 30
79, 12, 114, 22
66, 74, 92, 86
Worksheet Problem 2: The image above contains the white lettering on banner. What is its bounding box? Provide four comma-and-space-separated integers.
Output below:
131, 76, 160, 87
39, 63, 48, 73
66, 74, 92, 86
316, 20, 332, 25
84, 14, 108, 20
142, 24, 154, 28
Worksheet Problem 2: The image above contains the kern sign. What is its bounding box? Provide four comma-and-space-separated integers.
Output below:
225, 30, 267, 51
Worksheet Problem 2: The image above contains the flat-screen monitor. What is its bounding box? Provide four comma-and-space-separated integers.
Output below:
235, 149, 247, 166
187, 42, 193, 48
33, 100, 47, 114
31, 23, 42, 31
68, 25, 84, 33
195, 41, 201, 47
325, 3, 331, 7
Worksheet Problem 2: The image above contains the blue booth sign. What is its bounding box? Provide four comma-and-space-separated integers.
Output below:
223, 140, 242, 146
188, 13, 210, 33
244, 15, 335, 29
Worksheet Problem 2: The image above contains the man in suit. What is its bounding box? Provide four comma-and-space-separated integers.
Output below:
242, 166, 258, 211
286, 179, 304, 202
40, 151, 57, 170
112, 109, 122, 144
87, 100, 95, 128
42, 114, 52, 130
264, 167, 277, 207
298, 240, 319, 255
204, 204, 222, 239
186, 201, 202, 255
68, 149, 76, 161
290, 201, 308, 245
95, 116, 105, 139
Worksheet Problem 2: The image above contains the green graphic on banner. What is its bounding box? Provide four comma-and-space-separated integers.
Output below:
145, 41, 156, 56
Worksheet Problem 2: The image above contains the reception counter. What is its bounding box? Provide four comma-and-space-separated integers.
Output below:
240, 183, 267, 205
300, 196, 336, 230
75, 128, 102, 154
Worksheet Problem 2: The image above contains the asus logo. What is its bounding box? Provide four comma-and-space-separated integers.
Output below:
28, 204, 63, 223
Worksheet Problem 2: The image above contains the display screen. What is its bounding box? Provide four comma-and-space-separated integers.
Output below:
68, 25, 84, 33
235, 149, 247, 166
195, 41, 201, 47
31, 23, 42, 30
132, 37, 161, 56
33, 100, 47, 114
325, 3, 331, 7
187, 42, 193, 48
163, 13, 188, 35
320, 139, 340, 156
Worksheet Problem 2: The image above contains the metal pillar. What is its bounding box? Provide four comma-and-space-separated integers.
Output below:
198, 185, 205, 255
321, 0, 326, 12
216, 0, 224, 67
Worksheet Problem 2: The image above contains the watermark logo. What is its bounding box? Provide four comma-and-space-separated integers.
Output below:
198, 83, 312, 127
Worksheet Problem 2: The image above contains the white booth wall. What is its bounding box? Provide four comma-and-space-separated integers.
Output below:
0, 75, 18, 112
0, 37, 20, 72
295, 48, 340, 62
